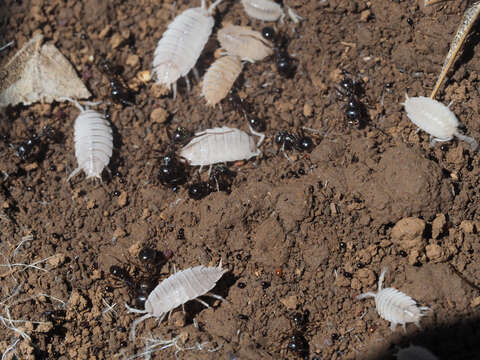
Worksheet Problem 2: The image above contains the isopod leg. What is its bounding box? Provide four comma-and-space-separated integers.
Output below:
206, 292, 227, 303
173, 82, 178, 100
0, 41, 14, 51
378, 267, 388, 290
286, 6, 303, 24
455, 132, 478, 151
67, 167, 82, 182
129, 314, 154, 341
390, 322, 399, 332
208, 0, 224, 13
248, 124, 265, 147
195, 298, 210, 308
192, 67, 200, 82
356, 292, 376, 300
185, 75, 191, 93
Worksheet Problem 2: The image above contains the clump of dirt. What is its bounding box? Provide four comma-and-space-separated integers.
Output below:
1, 0, 480, 359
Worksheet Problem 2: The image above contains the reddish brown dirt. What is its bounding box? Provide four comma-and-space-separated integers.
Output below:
1, 0, 480, 359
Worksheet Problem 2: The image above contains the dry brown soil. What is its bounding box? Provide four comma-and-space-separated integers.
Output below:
0, 0, 480, 359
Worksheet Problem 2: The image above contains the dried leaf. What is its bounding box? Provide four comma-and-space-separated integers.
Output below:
0, 34, 91, 107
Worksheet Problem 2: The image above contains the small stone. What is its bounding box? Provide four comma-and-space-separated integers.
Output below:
391, 217, 426, 251
137, 70, 151, 83
356, 268, 375, 286
23, 162, 38, 171
151, 83, 170, 98
126, 54, 139, 68
360, 9, 371, 22
280, 294, 298, 310
98, 25, 112, 39
471, 296, 480, 308
303, 103, 313, 117
117, 191, 128, 207
47, 253, 66, 267
169, 311, 186, 327
113, 228, 126, 239
392, 217, 425, 241
431, 214, 446, 239
150, 107, 169, 123
86, 199, 96, 209
36, 322, 53, 333
460, 220, 475, 234
69, 290, 88, 311
110, 33, 123, 49
425, 243, 444, 262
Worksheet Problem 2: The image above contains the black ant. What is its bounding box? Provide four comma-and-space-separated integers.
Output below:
100, 60, 135, 106
187, 165, 236, 199
109, 247, 165, 309
157, 152, 187, 187
286, 310, 311, 359
262, 27, 296, 78
226, 89, 266, 132
335, 70, 367, 128
4, 125, 61, 162
275, 131, 314, 157
170, 126, 193, 145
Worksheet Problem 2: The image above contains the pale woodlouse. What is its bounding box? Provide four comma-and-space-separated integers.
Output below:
403, 95, 478, 151
356, 268, 430, 332
217, 23, 273, 62
152, 0, 224, 98
180, 126, 265, 168
67, 99, 113, 181
126, 262, 227, 340
241, 0, 302, 23
201, 55, 243, 106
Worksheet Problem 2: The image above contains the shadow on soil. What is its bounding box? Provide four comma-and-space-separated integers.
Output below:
367, 314, 480, 360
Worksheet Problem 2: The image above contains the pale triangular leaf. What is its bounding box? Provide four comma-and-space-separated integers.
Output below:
0, 34, 91, 107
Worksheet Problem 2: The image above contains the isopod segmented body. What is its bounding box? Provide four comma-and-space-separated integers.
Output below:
403, 95, 478, 151
356, 268, 430, 332
152, 0, 224, 98
126, 262, 227, 340
241, 0, 302, 23
67, 100, 113, 181
217, 23, 273, 62
202, 55, 242, 106
180, 126, 264, 167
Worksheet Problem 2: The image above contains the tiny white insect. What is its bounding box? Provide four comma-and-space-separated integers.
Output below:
394, 344, 439, 360
217, 23, 273, 62
403, 94, 478, 151
66, 99, 113, 181
356, 267, 430, 332
201, 55, 243, 106
180, 126, 265, 168
152, 0, 224, 98
241, 0, 302, 23
126, 262, 227, 340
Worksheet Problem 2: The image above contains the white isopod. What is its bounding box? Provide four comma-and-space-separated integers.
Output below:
217, 23, 273, 62
356, 268, 430, 332
403, 95, 478, 151
394, 345, 439, 360
180, 126, 265, 168
126, 262, 227, 340
202, 55, 243, 106
67, 100, 113, 181
241, 0, 302, 23
152, 0, 224, 98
